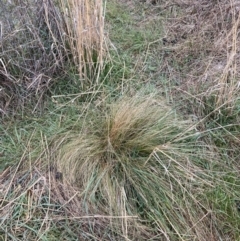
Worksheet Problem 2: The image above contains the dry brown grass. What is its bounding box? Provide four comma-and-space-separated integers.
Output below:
0, 163, 151, 240
0, 0, 66, 94
0, 0, 106, 115
158, 0, 240, 113
58, 0, 105, 86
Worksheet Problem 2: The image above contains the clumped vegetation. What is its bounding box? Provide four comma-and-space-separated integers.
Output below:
54, 93, 214, 239
1, 0, 240, 240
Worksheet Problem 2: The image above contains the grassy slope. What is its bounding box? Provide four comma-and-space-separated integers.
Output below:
1, 0, 240, 240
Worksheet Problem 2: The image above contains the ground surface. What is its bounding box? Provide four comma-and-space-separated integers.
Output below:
1, 0, 240, 240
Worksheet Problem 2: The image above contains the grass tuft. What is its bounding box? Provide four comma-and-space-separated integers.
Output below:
54, 92, 219, 240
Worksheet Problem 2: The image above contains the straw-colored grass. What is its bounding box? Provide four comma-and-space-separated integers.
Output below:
0, 0, 106, 115
58, 0, 105, 86
53, 92, 220, 240
158, 0, 240, 114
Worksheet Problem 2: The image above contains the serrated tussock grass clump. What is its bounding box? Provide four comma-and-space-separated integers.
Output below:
54, 93, 217, 240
